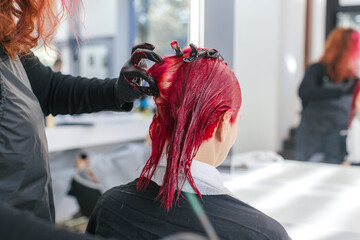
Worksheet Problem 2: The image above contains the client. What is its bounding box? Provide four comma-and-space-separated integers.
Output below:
86, 42, 291, 240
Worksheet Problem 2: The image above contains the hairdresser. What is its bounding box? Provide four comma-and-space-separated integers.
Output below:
0, 0, 161, 223
296, 27, 359, 164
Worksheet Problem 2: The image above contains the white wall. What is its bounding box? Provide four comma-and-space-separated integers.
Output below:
204, 0, 234, 68
233, 0, 282, 153
232, 0, 306, 154
278, 0, 306, 144
54, 18, 69, 42
310, 0, 326, 63
55, 0, 122, 41
54, 0, 70, 41
113, 0, 131, 78
80, 0, 119, 38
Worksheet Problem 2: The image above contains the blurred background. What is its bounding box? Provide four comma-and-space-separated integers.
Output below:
36, 0, 360, 239
39, 0, 360, 156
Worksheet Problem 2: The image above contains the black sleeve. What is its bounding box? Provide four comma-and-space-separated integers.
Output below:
0, 202, 116, 240
86, 190, 129, 239
21, 52, 133, 116
298, 64, 345, 104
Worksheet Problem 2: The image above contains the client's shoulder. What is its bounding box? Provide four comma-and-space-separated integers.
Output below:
87, 179, 163, 234
103, 179, 138, 196
201, 194, 291, 240
99, 179, 160, 206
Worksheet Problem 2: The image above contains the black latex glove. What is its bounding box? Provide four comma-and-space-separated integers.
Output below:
115, 43, 162, 103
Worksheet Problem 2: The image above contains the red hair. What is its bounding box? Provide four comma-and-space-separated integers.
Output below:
137, 45, 242, 209
0, 0, 80, 59
319, 27, 360, 83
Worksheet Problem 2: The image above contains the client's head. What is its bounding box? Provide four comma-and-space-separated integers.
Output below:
138, 42, 242, 209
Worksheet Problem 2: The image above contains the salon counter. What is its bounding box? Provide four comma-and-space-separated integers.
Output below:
46, 113, 152, 153
223, 158, 360, 240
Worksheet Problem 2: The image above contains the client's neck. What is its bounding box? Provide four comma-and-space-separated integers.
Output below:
194, 138, 220, 167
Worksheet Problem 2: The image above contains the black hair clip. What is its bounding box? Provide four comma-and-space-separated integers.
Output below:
171, 40, 183, 57
183, 43, 224, 63
206, 48, 224, 61
183, 44, 199, 62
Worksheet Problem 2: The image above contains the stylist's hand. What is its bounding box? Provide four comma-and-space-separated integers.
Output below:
115, 43, 162, 103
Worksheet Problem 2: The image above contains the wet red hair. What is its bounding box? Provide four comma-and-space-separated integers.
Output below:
0, 0, 80, 59
137, 45, 242, 209
319, 27, 360, 83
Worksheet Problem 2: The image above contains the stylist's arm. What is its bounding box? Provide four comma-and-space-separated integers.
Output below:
22, 43, 161, 116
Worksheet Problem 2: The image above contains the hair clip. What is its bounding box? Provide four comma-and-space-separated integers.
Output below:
171, 40, 184, 57
206, 49, 224, 61
183, 44, 199, 62
183, 43, 224, 63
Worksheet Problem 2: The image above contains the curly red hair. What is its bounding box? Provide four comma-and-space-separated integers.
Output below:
0, 0, 80, 59
319, 27, 360, 83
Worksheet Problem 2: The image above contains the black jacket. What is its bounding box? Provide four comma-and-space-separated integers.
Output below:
296, 63, 353, 163
0, 49, 132, 222
298, 63, 352, 109
87, 179, 291, 240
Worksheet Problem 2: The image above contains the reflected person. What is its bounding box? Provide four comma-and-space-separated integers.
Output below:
296, 27, 359, 164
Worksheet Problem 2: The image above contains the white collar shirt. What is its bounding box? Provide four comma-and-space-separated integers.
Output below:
151, 157, 232, 195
